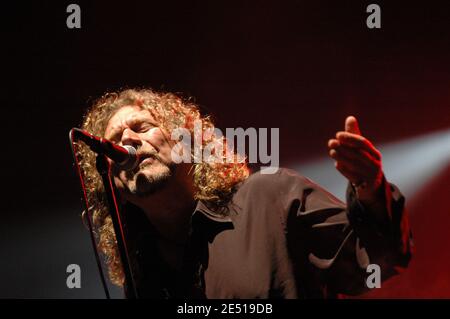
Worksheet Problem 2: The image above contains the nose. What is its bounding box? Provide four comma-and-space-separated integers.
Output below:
121, 128, 142, 148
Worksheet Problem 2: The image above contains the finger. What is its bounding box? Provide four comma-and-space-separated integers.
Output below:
329, 147, 374, 175
329, 145, 362, 164
345, 116, 361, 135
330, 146, 382, 183
331, 144, 380, 169
336, 132, 382, 160
328, 138, 340, 149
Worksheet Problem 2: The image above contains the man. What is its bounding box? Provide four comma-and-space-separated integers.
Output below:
77, 88, 412, 298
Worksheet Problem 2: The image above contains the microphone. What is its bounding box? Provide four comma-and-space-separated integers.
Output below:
70, 128, 139, 170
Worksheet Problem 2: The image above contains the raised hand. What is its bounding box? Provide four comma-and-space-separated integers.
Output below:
328, 116, 384, 203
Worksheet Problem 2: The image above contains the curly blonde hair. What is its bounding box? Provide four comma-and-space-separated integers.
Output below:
76, 88, 249, 286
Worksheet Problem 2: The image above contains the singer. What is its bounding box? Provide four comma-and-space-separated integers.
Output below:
75, 88, 412, 298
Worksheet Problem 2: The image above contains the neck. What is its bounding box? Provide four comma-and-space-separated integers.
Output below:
137, 180, 196, 272
132, 172, 196, 246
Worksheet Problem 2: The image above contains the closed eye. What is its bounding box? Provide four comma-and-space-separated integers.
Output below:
134, 122, 157, 133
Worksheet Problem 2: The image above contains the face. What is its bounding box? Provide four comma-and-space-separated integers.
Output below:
104, 105, 178, 199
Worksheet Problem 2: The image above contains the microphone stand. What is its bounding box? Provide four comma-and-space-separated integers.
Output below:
95, 155, 138, 299
69, 128, 138, 299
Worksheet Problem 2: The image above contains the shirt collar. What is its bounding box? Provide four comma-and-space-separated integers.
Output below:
193, 200, 233, 223
189, 201, 234, 242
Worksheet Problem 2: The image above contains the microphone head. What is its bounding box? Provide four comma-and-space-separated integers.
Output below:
118, 145, 139, 171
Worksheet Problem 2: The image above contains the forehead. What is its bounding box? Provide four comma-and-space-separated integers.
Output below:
105, 105, 156, 136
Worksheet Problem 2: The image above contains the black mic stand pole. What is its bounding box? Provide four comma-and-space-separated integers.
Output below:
96, 155, 138, 299
69, 128, 138, 299
69, 131, 111, 299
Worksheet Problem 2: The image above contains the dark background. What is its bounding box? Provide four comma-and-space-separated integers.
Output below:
1, 0, 449, 298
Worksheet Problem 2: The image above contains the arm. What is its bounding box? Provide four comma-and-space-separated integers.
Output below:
282, 170, 412, 297
284, 116, 412, 297
325, 116, 413, 295
326, 176, 413, 295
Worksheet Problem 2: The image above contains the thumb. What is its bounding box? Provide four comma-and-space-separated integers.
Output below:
345, 115, 361, 135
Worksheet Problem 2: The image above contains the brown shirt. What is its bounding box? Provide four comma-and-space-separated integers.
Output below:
134, 168, 412, 299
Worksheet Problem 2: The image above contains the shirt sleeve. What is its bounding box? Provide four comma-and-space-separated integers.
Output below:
280, 169, 413, 297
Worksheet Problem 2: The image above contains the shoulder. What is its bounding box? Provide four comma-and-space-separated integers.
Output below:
228, 169, 324, 239
239, 168, 316, 194
231, 168, 316, 207
232, 167, 344, 214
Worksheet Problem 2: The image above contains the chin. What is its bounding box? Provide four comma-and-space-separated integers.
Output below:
130, 163, 173, 196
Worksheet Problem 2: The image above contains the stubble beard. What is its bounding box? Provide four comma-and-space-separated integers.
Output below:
123, 159, 174, 197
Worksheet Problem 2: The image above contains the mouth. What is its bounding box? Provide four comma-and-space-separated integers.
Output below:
140, 157, 154, 166
138, 153, 159, 169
